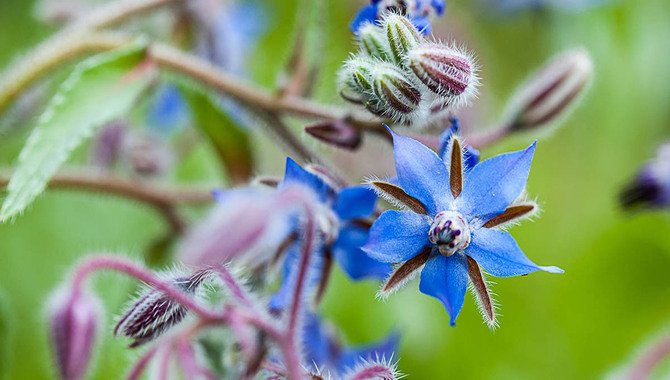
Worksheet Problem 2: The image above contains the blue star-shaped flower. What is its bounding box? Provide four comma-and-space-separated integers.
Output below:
302, 312, 399, 375
351, 0, 446, 35
363, 127, 563, 325
269, 158, 392, 311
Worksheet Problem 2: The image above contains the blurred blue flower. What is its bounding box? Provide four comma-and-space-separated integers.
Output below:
302, 312, 399, 374
148, 0, 266, 132
363, 127, 562, 324
621, 142, 670, 209
270, 158, 392, 311
351, 0, 446, 35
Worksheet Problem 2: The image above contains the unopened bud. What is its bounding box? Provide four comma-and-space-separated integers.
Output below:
383, 13, 423, 66
338, 56, 377, 104
48, 286, 100, 380
358, 23, 392, 61
114, 269, 210, 347
305, 120, 362, 150
408, 43, 477, 106
506, 48, 593, 131
371, 63, 423, 121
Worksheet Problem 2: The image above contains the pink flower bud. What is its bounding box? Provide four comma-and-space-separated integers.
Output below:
114, 269, 210, 347
48, 286, 100, 380
180, 186, 316, 267
505, 48, 593, 131
305, 120, 362, 150
408, 43, 478, 105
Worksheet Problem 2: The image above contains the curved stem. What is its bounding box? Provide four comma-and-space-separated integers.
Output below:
72, 255, 221, 320
280, 204, 316, 380
0, 0, 185, 113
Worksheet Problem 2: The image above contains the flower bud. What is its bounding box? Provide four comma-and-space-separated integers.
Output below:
114, 269, 210, 347
371, 63, 423, 121
383, 13, 423, 66
357, 23, 392, 61
505, 48, 593, 131
408, 43, 477, 106
305, 120, 362, 150
48, 286, 100, 380
181, 186, 316, 267
338, 56, 377, 104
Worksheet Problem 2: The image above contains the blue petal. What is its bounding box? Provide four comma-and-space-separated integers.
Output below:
333, 186, 377, 220
362, 210, 430, 263
302, 312, 341, 369
419, 253, 469, 325
337, 331, 400, 372
410, 16, 432, 35
334, 225, 392, 280
388, 126, 451, 214
438, 118, 480, 172
281, 157, 334, 202
456, 142, 536, 220
466, 227, 564, 277
432, 0, 447, 15
269, 244, 325, 312
148, 85, 188, 134
350, 4, 379, 33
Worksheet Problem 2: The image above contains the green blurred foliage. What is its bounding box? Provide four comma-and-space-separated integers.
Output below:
1, 0, 670, 379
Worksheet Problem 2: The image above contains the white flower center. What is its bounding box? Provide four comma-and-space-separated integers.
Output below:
428, 211, 471, 256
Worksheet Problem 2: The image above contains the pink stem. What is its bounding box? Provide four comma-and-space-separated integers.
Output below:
71, 255, 222, 321
282, 205, 317, 380
629, 335, 670, 380
126, 345, 159, 380
214, 265, 256, 310
176, 338, 217, 380
349, 364, 396, 380
156, 345, 173, 380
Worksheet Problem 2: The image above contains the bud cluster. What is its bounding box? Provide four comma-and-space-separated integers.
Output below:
338, 13, 478, 127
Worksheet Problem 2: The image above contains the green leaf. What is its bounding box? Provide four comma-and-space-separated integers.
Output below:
178, 84, 254, 184
0, 42, 152, 221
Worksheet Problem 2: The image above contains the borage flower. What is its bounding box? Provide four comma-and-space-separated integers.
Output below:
302, 312, 398, 376
363, 127, 563, 327
351, 0, 446, 35
270, 158, 392, 311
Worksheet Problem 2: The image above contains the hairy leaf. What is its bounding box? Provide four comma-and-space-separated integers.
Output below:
0, 42, 152, 221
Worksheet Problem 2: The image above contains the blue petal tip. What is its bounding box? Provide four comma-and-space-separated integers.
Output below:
541, 265, 565, 274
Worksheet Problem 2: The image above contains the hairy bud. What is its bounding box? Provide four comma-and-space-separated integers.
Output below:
338, 56, 377, 104
114, 269, 210, 347
358, 23, 392, 61
305, 120, 362, 150
48, 286, 100, 380
383, 13, 423, 66
506, 48, 593, 131
408, 43, 477, 107
371, 63, 423, 122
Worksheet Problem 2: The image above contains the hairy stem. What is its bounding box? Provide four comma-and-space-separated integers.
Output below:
0, 170, 212, 233
282, 205, 317, 380
0, 0, 184, 113
71, 255, 221, 320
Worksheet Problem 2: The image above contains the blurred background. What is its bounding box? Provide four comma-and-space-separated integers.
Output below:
1, 0, 670, 378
